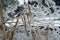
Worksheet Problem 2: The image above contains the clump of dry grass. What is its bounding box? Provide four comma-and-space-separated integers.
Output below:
0, 0, 50, 40
0, 1, 7, 40
0, 1, 19, 39
21, 11, 28, 40
7, 19, 18, 40
0, 19, 18, 40
34, 26, 42, 40
45, 26, 49, 40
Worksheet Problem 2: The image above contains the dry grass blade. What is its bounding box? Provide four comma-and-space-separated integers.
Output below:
45, 26, 49, 40
21, 13, 28, 40
34, 30, 37, 40
27, 14, 30, 26
26, 4, 33, 26
28, 4, 32, 17
35, 27, 42, 40
7, 19, 18, 40
0, 1, 7, 40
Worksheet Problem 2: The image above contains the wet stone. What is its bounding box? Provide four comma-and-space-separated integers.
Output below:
27, 32, 30, 36
47, 13, 49, 15
39, 26, 44, 29
19, 31, 23, 33
59, 33, 60, 34
56, 7, 59, 10
28, 1, 38, 7
45, 11, 47, 13
57, 32, 58, 33
16, 31, 19, 33
34, 15, 36, 16
54, 29, 57, 31
59, 26, 60, 28
49, 28, 53, 31
28, 31, 30, 32
49, 7, 54, 13
31, 26, 33, 27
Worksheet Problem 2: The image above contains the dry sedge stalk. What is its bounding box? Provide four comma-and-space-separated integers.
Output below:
20, 11, 27, 31
0, 0, 19, 40
2, 17, 6, 31
28, 4, 32, 17
0, 0, 3, 19
0, 1, 7, 40
7, 19, 18, 40
27, 14, 30, 26
45, 27, 49, 40
7, 11, 22, 40
22, 14, 27, 32
21, 14, 28, 40
0, 13, 6, 40
34, 30, 37, 40
34, 33, 36, 40
27, 4, 33, 26
0, 29, 7, 40
35, 27, 42, 40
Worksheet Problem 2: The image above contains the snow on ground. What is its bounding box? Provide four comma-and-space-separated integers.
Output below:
4, 0, 60, 40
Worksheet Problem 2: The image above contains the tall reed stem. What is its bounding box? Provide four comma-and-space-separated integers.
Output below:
0, 1, 7, 40
7, 18, 18, 40
45, 26, 49, 40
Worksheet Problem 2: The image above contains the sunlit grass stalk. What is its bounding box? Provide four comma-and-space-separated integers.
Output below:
36, 27, 42, 40
7, 18, 18, 40
0, 0, 20, 40
0, 1, 7, 40
28, 4, 32, 17
27, 4, 35, 40
34, 30, 37, 40
27, 4, 33, 26
21, 13, 28, 40
27, 14, 30, 26
45, 26, 49, 40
